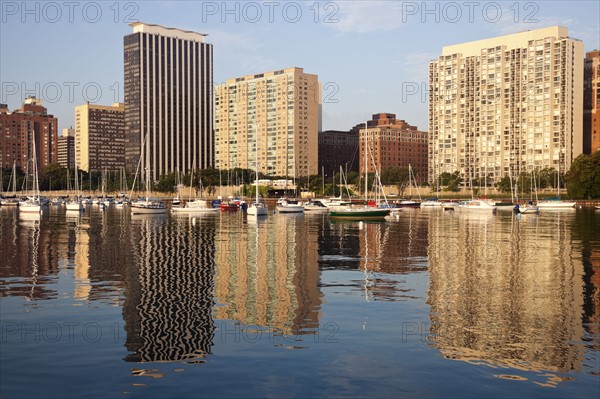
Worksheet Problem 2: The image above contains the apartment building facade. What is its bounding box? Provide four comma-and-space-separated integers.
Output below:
428, 26, 583, 185
75, 103, 125, 172
584, 50, 600, 154
124, 22, 213, 181
359, 113, 428, 182
215, 67, 320, 177
0, 97, 58, 172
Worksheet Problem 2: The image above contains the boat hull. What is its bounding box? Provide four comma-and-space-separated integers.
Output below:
247, 205, 268, 216
276, 206, 304, 213
131, 207, 167, 215
537, 201, 575, 209
519, 206, 540, 214
65, 202, 83, 211
328, 208, 390, 219
172, 207, 218, 213
19, 204, 41, 213
456, 201, 497, 213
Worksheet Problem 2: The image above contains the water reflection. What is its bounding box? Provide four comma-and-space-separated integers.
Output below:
427, 210, 587, 385
1, 205, 598, 396
214, 213, 322, 336
0, 208, 58, 300
323, 213, 428, 301
122, 213, 216, 363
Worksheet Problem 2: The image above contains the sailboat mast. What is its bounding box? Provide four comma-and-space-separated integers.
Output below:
364, 122, 368, 201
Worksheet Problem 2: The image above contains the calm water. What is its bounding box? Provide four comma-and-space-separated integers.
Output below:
1, 205, 599, 398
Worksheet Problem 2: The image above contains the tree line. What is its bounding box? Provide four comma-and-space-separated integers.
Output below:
3, 152, 598, 199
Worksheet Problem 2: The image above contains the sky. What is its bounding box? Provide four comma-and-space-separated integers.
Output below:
1, 0, 599, 133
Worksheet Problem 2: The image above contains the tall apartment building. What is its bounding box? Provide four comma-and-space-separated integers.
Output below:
215, 67, 321, 177
0, 97, 58, 172
57, 127, 75, 170
318, 129, 360, 177
428, 26, 583, 185
359, 113, 428, 182
584, 50, 600, 154
75, 103, 125, 172
124, 22, 213, 182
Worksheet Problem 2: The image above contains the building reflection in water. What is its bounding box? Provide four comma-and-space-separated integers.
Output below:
70, 213, 91, 301
324, 213, 428, 301
214, 214, 322, 336
0, 210, 59, 300
122, 214, 216, 363
427, 211, 587, 386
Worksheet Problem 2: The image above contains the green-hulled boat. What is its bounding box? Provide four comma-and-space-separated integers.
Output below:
328, 207, 391, 220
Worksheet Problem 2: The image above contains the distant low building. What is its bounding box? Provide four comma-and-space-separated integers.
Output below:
359, 113, 428, 182
57, 128, 75, 170
318, 129, 359, 178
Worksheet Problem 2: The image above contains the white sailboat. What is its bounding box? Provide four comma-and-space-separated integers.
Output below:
172, 169, 182, 207
20, 137, 42, 213
1, 160, 20, 206
516, 171, 540, 214
397, 165, 421, 208
247, 157, 267, 216
130, 167, 167, 215
456, 199, 497, 213
172, 169, 218, 214
537, 167, 575, 209
276, 197, 304, 213
66, 159, 84, 212
328, 122, 390, 220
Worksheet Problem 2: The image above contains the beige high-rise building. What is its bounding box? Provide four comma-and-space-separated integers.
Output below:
75, 103, 125, 172
428, 26, 583, 186
215, 67, 321, 177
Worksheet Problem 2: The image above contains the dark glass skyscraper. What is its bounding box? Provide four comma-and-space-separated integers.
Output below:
124, 22, 213, 181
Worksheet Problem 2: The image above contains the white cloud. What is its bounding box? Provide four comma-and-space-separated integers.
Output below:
210, 29, 279, 77
392, 51, 437, 81
489, 12, 578, 36
331, 1, 406, 33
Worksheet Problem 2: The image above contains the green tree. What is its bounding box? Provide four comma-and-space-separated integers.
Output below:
380, 166, 409, 196
566, 151, 600, 199
441, 171, 462, 192
40, 163, 66, 191
536, 167, 556, 189
154, 173, 177, 193
495, 175, 513, 193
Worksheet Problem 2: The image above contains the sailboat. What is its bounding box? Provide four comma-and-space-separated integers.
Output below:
247, 168, 267, 216
1, 161, 20, 206
20, 136, 42, 213
172, 169, 218, 213
397, 165, 421, 208
172, 169, 182, 207
130, 167, 167, 215
537, 168, 575, 209
247, 135, 268, 217
328, 122, 390, 220
516, 171, 540, 214
66, 158, 84, 211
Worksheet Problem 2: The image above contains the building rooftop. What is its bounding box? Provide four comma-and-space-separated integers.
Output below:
129, 22, 208, 42
441, 26, 575, 57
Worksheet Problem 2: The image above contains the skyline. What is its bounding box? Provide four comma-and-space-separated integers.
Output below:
1, 1, 599, 133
